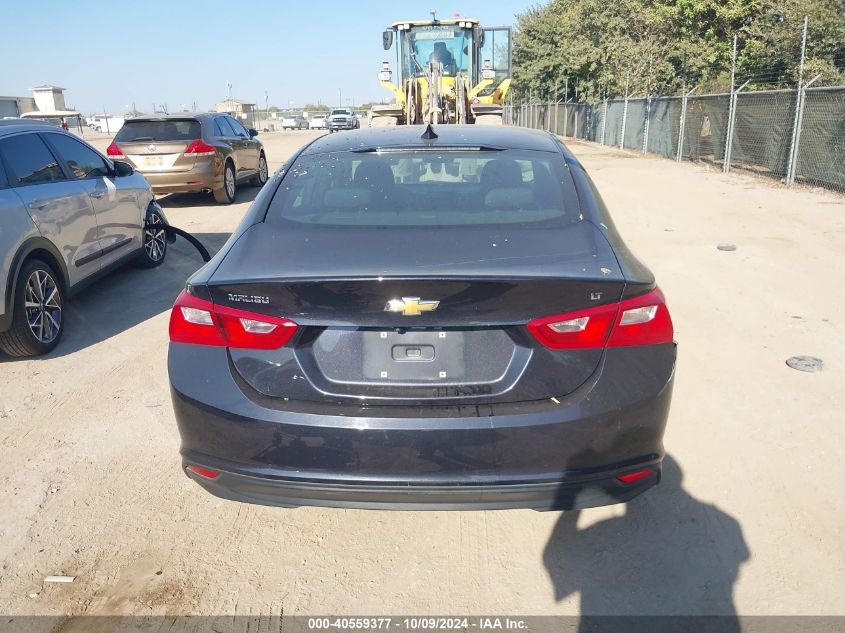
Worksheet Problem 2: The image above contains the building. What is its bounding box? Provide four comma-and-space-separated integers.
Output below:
1, 85, 83, 133
0, 85, 73, 119
31, 85, 68, 112
0, 95, 37, 118
214, 99, 255, 116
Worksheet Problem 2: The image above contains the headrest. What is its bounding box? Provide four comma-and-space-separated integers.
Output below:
484, 187, 535, 210
323, 187, 373, 209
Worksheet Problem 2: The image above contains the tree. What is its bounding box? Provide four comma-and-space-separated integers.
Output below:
512, 0, 845, 102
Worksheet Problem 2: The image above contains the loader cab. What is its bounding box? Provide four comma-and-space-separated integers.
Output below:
394, 21, 474, 81
381, 19, 511, 89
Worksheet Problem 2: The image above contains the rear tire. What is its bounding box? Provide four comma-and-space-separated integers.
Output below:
250, 153, 269, 187
213, 161, 236, 204
133, 205, 167, 268
0, 259, 64, 357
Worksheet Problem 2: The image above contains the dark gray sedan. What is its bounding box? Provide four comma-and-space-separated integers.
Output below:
167, 125, 676, 510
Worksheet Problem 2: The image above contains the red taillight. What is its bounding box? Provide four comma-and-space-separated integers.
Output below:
186, 465, 219, 479
527, 287, 673, 349
183, 140, 217, 156
168, 290, 297, 349
617, 469, 656, 483
608, 287, 674, 347
527, 302, 618, 349
106, 142, 124, 158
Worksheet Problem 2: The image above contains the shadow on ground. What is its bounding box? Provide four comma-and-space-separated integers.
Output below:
156, 185, 260, 208
0, 231, 229, 362
544, 455, 749, 629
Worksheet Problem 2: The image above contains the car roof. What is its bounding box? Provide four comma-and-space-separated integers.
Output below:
0, 118, 55, 137
124, 113, 212, 123
300, 124, 561, 155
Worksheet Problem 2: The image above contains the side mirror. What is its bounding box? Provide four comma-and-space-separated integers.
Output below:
113, 160, 133, 177
248, 128, 258, 137
383, 29, 394, 50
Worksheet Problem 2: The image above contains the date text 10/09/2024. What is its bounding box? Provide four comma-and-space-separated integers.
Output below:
307, 618, 529, 631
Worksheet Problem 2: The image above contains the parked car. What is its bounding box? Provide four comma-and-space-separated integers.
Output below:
167, 125, 676, 511
326, 108, 359, 132
281, 116, 308, 130
86, 116, 125, 134
0, 119, 169, 357
107, 113, 268, 204
309, 115, 328, 130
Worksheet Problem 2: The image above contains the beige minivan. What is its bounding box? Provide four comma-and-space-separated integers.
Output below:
107, 113, 268, 204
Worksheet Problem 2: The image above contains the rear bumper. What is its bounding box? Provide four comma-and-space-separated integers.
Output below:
168, 343, 675, 511
182, 458, 660, 511
141, 162, 220, 195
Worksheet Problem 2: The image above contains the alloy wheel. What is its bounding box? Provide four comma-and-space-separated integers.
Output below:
259, 156, 268, 183
144, 211, 167, 261
225, 165, 235, 199
24, 270, 62, 344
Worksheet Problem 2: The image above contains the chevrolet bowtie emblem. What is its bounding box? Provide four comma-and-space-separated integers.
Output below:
385, 296, 440, 316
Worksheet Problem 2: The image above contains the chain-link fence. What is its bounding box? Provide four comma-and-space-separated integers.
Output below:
505, 85, 845, 194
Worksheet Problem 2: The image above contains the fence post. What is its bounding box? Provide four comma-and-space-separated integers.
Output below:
787, 75, 821, 184
563, 101, 569, 137
555, 101, 559, 135
620, 97, 628, 149
724, 80, 749, 173
677, 87, 695, 162
723, 36, 738, 173
643, 96, 651, 153
574, 104, 579, 139
787, 17, 810, 184
600, 98, 608, 145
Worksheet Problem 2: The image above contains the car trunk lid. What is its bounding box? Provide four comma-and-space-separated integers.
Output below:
206, 223, 624, 405
113, 119, 203, 172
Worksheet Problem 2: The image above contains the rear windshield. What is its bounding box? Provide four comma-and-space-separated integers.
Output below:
114, 119, 201, 142
264, 149, 581, 228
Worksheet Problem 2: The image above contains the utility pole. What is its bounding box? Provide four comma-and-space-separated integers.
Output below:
338, 88, 342, 108
227, 81, 233, 113
103, 105, 110, 135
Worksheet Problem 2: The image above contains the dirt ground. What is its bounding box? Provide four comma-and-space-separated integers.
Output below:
1, 130, 843, 617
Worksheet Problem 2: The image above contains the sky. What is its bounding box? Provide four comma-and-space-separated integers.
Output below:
2, 0, 533, 116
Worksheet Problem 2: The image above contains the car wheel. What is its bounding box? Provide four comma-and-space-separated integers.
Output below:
133, 205, 167, 268
213, 161, 236, 204
0, 259, 64, 357
250, 153, 269, 187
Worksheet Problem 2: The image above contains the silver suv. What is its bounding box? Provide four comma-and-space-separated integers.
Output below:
0, 120, 169, 357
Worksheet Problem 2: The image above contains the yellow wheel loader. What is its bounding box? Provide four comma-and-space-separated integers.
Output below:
372, 14, 512, 126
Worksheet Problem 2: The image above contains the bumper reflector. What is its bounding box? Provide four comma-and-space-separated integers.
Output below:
186, 465, 220, 479
617, 469, 655, 484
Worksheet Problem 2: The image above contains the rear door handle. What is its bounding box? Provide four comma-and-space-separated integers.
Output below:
27, 202, 49, 210
90, 191, 106, 199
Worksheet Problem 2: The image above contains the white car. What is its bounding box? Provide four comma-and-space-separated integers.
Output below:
309, 115, 327, 129
281, 116, 308, 130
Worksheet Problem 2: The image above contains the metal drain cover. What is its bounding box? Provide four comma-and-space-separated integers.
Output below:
786, 356, 823, 372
